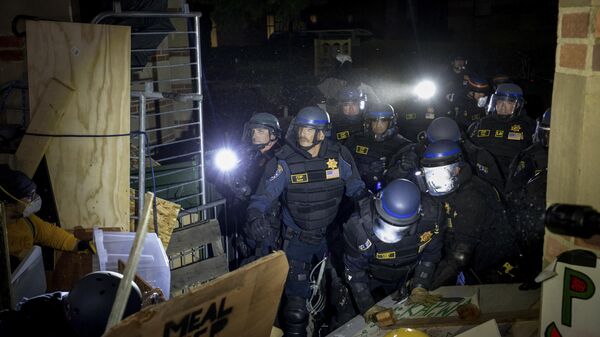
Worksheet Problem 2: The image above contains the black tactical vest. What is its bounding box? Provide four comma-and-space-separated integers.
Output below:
469, 115, 534, 175
357, 197, 442, 282
346, 133, 413, 189
277, 141, 346, 230
331, 117, 363, 144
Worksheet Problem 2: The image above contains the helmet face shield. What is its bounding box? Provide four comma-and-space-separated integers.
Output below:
487, 84, 524, 118
423, 163, 459, 196
373, 216, 415, 243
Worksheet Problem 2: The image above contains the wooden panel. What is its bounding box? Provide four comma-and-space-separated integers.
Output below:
25, 21, 131, 230
105, 252, 288, 337
14, 78, 75, 178
170, 254, 229, 292
166, 219, 221, 255
129, 190, 181, 248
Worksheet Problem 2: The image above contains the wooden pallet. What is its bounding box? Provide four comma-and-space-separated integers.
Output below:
167, 219, 228, 295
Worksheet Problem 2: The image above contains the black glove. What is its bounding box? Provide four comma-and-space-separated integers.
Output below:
368, 159, 386, 174
245, 209, 272, 241
400, 151, 418, 173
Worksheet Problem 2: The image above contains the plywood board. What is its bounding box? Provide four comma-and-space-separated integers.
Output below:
104, 251, 289, 337
25, 21, 131, 230
14, 77, 75, 178
129, 190, 181, 249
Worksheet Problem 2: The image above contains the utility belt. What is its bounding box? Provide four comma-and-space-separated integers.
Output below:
283, 226, 327, 246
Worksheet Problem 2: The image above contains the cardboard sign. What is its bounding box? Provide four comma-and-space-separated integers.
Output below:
104, 251, 289, 337
540, 251, 600, 337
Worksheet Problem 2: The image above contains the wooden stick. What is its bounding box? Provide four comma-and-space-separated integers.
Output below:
105, 192, 154, 331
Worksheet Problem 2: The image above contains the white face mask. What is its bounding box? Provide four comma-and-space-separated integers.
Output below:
22, 195, 42, 217
423, 163, 459, 196
477, 96, 488, 108
373, 217, 413, 243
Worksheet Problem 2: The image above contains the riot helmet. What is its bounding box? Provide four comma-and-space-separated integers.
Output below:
421, 140, 463, 196
533, 108, 551, 147
492, 73, 512, 90
64, 271, 142, 337
466, 74, 490, 107
287, 106, 331, 151
487, 83, 525, 120
373, 179, 422, 243
336, 85, 366, 119
242, 112, 281, 149
426, 117, 461, 143
364, 103, 396, 141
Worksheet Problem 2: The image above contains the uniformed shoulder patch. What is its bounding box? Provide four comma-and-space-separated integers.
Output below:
336, 131, 350, 140
358, 238, 372, 251
478, 129, 491, 137
268, 163, 284, 181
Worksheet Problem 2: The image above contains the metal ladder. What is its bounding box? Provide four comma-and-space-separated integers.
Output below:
92, 2, 229, 295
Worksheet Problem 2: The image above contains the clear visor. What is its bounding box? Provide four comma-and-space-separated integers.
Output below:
373, 217, 413, 243
488, 94, 520, 116
423, 163, 459, 196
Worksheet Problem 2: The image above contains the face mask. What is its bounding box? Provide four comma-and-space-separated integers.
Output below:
423, 163, 459, 196
373, 217, 413, 243
477, 96, 488, 108
22, 194, 42, 217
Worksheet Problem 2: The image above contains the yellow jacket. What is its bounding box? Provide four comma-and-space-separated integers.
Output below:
7, 214, 78, 258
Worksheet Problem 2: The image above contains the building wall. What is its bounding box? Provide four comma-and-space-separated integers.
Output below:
545, 0, 600, 261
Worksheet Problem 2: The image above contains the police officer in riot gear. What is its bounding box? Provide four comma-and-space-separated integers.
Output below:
505, 108, 551, 288
343, 179, 444, 323
344, 103, 414, 192
236, 113, 284, 263
450, 75, 491, 132
425, 117, 505, 194
331, 86, 367, 144
443, 55, 470, 105
247, 106, 365, 337
417, 141, 517, 287
468, 83, 536, 178
505, 108, 550, 193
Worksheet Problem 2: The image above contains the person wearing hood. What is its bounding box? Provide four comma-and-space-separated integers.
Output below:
0, 165, 87, 267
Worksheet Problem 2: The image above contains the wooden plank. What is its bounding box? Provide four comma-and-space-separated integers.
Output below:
14, 78, 75, 178
105, 252, 289, 337
166, 219, 221, 255
129, 189, 181, 248
385, 309, 539, 330
0, 204, 12, 310
25, 20, 130, 230
170, 254, 229, 292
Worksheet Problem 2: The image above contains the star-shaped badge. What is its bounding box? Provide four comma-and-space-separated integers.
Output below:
326, 158, 338, 170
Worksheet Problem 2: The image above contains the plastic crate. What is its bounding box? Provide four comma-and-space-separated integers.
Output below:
93, 228, 170, 298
